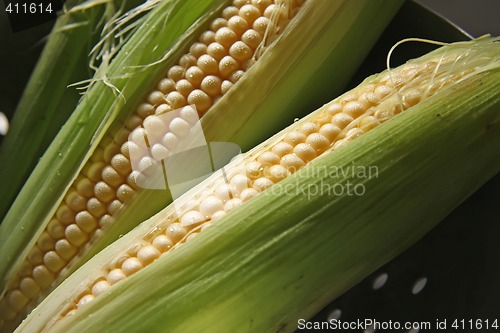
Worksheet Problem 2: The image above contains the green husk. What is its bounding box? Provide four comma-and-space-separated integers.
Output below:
18, 37, 500, 333
0, 0, 403, 300
0, 0, 145, 220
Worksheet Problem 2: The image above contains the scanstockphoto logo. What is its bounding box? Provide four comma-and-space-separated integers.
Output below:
265, 163, 379, 200
127, 105, 379, 210
127, 105, 245, 208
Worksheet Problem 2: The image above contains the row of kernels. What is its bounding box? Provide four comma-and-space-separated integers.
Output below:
126, 107, 200, 171
3, 124, 138, 316
74, 174, 257, 308
0, 261, 57, 321
144, 2, 293, 117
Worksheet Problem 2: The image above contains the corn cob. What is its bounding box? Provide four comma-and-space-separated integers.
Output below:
0, 0, 404, 330
14, 37, 500, 333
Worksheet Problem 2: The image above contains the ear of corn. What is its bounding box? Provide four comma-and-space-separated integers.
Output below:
14, 37, 500, 333
0, 0, 404, 328
0, 0, 145, 221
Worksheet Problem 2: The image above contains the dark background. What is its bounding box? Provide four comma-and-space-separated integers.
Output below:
415, 0, 500, 37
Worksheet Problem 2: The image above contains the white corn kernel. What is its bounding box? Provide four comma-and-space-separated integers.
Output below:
224, 198, 243, 211
152, 235, 174, 252
92, 280, 111, 297
121, 258, 144, 276
166, 223, 187, 242
169, 117, 191, 137
137, 245, 161, 265
180, 210, 206, 227
107, 269, 126, 285
199, 196, 224, 217
77, 295, 95, 308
